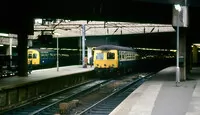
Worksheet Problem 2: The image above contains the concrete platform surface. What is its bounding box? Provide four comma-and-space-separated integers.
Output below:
110, 66, 200, 115
0, 65, 94, 90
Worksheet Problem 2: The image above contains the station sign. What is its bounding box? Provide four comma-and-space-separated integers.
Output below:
172, 5, 188, 27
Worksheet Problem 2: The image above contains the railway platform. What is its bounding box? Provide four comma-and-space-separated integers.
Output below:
0, 65, 94, 112
110, 66, 200, 115
0, 65, 94, 90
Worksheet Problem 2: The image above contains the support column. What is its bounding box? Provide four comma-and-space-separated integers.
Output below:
17, 33, 28, 77
186, 39, 192, 74
179, 28, 187, 81
15, 15, 33, 76
6, 45, 10, 55
82, 24, 86, 67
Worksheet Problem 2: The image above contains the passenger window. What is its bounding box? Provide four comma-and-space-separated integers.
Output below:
28, 54, 32, 58
119, 52, 121, 60
122, 52, 124, 60
124, 52, 127, 59
41, 53, 47, 59
45, 53, 48, 58
133, 55, 135, 60
33, 53, 37, 59
107, 52, 115, 59
49, 53, 54, 59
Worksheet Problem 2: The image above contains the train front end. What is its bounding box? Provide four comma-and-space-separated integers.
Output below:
94, 50, 119, 76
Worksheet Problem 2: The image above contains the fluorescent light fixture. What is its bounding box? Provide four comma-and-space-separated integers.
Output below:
193, 44, 200, 48
35, 18, 43, 24
0, 33, 8, 37
54, 32, 61, 36
47, 48, 53, 49
40, 48, 46, 49
0, 44, 3, 46
12, 46, 16, 48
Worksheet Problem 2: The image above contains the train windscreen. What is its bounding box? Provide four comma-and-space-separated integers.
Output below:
28, 54, 32, 58
107, 52, 115, 59
33, 53, 37, 58
96, 53, 104, 60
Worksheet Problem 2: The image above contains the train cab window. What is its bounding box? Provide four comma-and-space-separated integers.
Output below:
96, 53, 104, 60
33, 53, 37, 59
107, 52, 115, 59
28, 54, 32, 58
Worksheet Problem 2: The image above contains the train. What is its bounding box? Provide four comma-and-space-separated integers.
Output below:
93, 45, 140, 76
27, 48, 81, 69
28, 49, 57, 68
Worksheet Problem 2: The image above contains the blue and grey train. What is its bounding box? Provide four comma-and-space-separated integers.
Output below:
28, 48, 57, 68
93, 45, 140, 76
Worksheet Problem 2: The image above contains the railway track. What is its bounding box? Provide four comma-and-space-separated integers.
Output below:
2, 73, 154, 115
78, 73, 154, 115
1, 79, 111, 115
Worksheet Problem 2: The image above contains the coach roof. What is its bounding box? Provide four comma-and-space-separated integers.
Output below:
95, 45, 135, 51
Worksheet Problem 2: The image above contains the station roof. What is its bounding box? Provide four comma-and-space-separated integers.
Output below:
33, 20, 175, 38
0, 0, 200, 35
0, 20, 175, 47
95, 44, 135, 51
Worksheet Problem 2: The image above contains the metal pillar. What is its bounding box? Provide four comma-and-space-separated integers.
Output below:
79, 36, 82, 64
9, 37, 12, 66
176, 11, 180, 85
186, 41, 192, 73
82, 24, 86, 66
57, 36, 59, 71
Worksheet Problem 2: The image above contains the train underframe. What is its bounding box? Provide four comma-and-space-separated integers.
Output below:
94, 66, 134, 77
